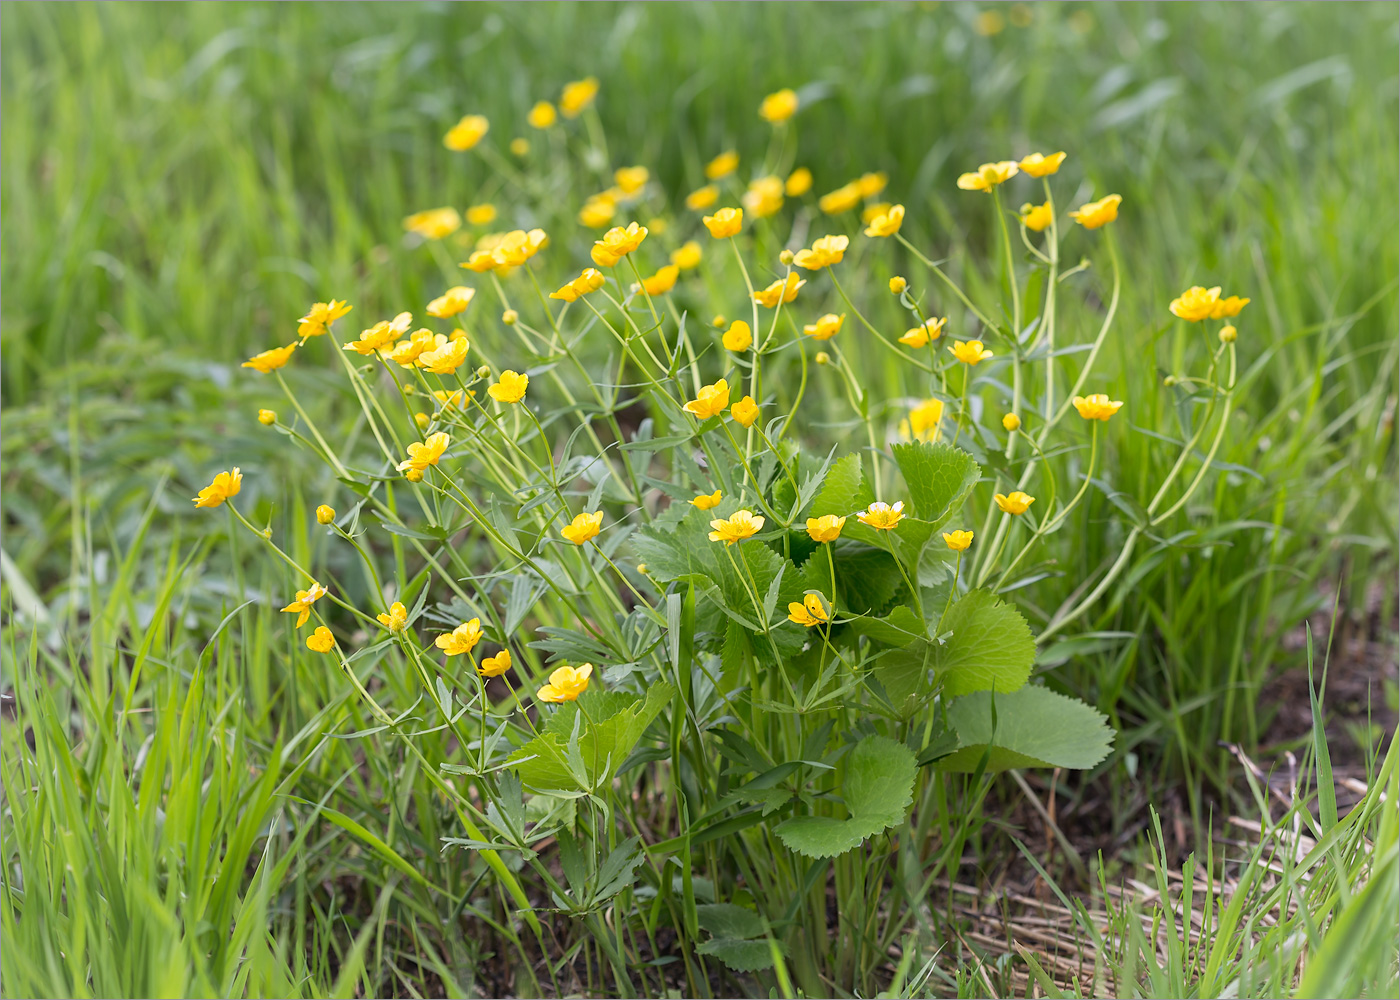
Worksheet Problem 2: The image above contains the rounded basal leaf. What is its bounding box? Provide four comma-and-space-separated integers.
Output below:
697, 937, 785, 972
934, 589, 1036, 696
937, 686, 1115, 773
889, 441, 980, 528
774, 734, 916, 858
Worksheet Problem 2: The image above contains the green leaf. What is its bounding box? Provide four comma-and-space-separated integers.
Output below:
849, 605, 925, 647
808, 453, 864, 519
934, 589, 1036, 696
937, 686, 1114, 773
696, 903, 766, 941
697, 938, 783, 973
889, 440, 980, 527
507, 683, 674, 790
870, 642, 934, 716
774, 734, 916, 858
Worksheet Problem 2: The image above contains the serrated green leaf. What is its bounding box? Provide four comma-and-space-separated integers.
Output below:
507, 683, 674, 790
934, 589, 1036, 696
889, 440, 980, 527
774, 734, 915, 858
696, 903, 766, 941
697, 938, 782, 972
937, 686, 1114, 772
808, 453, 864, 518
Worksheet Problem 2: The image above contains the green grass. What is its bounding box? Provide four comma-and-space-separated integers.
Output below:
2, 2, 1397, 997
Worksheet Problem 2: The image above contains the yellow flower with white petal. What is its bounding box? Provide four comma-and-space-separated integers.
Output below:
857, 501, 905, 530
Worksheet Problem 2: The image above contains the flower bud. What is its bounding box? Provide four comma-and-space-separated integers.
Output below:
1002, 413, 1021, 432
1164, 375, 1178, 386
1219, 324, 1237, 343
779, 249, 795, 265
509, 137, 530, 157
815, 351, 830, 365
889, 276, 908, 295
257, 408, 277, 426
316, 504, 335, 525
712, 314, 727, 328
261, 527, 273, 539
636, 563, 648, 574
502, 309, 519, 325
405, 468, 424, 483
414, 411, 430, 429
476, 365, 491, 379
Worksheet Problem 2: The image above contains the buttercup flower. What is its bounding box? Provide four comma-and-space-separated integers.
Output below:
1003, 412, 1022, 431
857, 501, 905, 530
639, 264, 679, 296
193, 468, 242, 508
1219, 324, 1238, 343
258, 408, 277, 426
671, 241, 703, 270
427, 286, 476, 319
344, 313, 412, 355
1210, 295, 1250, 319
387, 330, 440, 368
1072, 393, 1123, 421
560, 77, 599, 118
375, 602, 408, 633
1019, 151, 1067, 177
551, 268, 607, 302
741, 175, 785, 219
461, 250, 499, 273
1068, 194, 1121, 229
316, 504, 335, 525
706, 150, 739, 180
722, 320, 753, 352
787, 593, 831, 627
818, 182, 863, 215
684, 378, 731, 419
538, 663, 592, 702
907, 398, 945, 442
862, 202, 891, 225
708, 509, 765, 544
444, 114, 489, 151
527, 100, 557, 129
561, 511, 604, 545
509, 137, 530, 156
403, 207, 461, 240
281, 582, 327, 629
297, 299, 352, 339
806, 514, 846, 543
464, 204, 496, 227
491, 228, 549, 267
785, 167, 813, 196
489, 370, 529, 404
434, 389, 471, 411
793, 234, 849, 270
686, 185, 720, 211
418, 337, 471, 374
1169, 286, 1221, 322
864, 203, 904, 237
703, 206, 743, 238
803, 313, 845, 341
753, 273, 805, 308
479, 649, 511, 677
759, 88, 799, 123
591, 222, 648, 267
690, 489, 723, 510
1020, 201, 1053, 232
579, 194, 617, 228
889, 276, 908, 295
731, 396, 760, 427
899, 317, 946, 349
994, 491, 1036, 515
396, 432, 450, 473
949, 339, 994, 365
306, 627, 336, 653
857, 171, 888, 198
242, 344, 297, 373
435, 618, 483, 656
957, 161, 1019, 192
614, 165, 649, 195
943, 529, 974, 551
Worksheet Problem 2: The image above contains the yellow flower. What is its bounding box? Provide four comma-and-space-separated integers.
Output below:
787, 593, 831, 627
538, 663, 592, 702
1068, 194, 1122, 229
396, 432, 450, 473
943, 529, 974, 551
242, 343, 297, 373
864, 203, 905, 238
974, 10, 1006, 35
387, 329, 440, 368
741, 175, 785, 219
686, 185, 720, 212
258, 408, 277, 426
492, 228, 549, 267
793, 234, 849, 270
639, 264, 680, 296
591, 222, 648, 267
435, 618, 483, 656
403, 207, 461, 240
579, 194, 617, 228
1020, 201, 1054, 232
731, 396, 760, 427
857, 501, 905, 530
377, 602, 408, 632
1072, 393, 1124, 421
706, 149, 739, 180
306, 626, 336, 653
551, 268, 607, 302
684, 378, 731, 419
994, 491, 1036, 515
560, 77, 599, 118
889, 276, 908, 295
280, 582, 327, 629
1219, 324, 1238, 343
806, 514, 846, 543
899, 317, 946, 349
461, 249, 499, 273
414, 411, 431, 430
527, 100, 557, 129
418, 337, 471, 374
444, 114, 489, 151
405, 469, 424, 483
1168, 286, 1221, 322
690, 489, 723, 510
818, 182, 863, 215
297, 299, 352, 338
488, 370, 529, 404
433, 389, 470, 410
803, 313, 845, 341
193, 468, 243, 508
956, 161, 1020, 192
949, 339, 994, 365
861, 203, 890, 225
702, 206, 743, 238
759, 88, 799, 123
614, 165, 649, 195
908, 398, 945, 442
663, 243, 700, 273
722, 320, 753, 352
316, 504, 335, 525
561, 511, 604, 545
785, 167, 813, 196
1018, 151, 1067, 177
857, 172, 888, 198
510, 137, 530, 156
1210, 295, 1250, 319
753, 273, 805, 308
344, 312, 412, 355
427, 286, 476, 319
1003, 412, 1022, 431
479, 649, 512, 677
466, 203, 497, 226
708, 509, 765, 544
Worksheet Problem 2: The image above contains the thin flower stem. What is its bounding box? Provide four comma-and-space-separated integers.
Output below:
894, 232, 998, 332
828, 269, 933, 373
